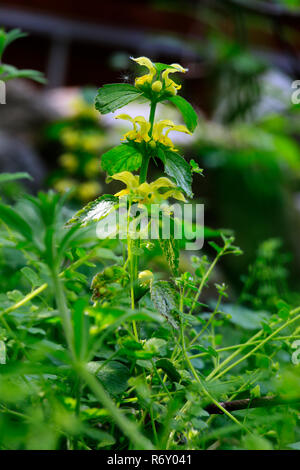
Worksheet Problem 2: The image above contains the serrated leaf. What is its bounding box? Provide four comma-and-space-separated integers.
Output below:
150, 280, 179, 329
95, 83, 142, 114
101, 143, 143, 175
159, 235, 179, 276
66, 195, 118, 227
87, 361, 130, 395
167, 95, 198, 132
160, 150, 193, 198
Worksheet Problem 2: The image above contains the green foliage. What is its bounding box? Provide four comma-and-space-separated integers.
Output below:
0, 28, 46, 84
101, 143, 143, 175
160, 149, 193, 198
167, 95, 198, 132
95, 84, 142, 114
1, 50, 300, 451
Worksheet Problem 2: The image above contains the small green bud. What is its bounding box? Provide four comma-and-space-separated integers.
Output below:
149, 140, 156, 149
103, 267, 114, 279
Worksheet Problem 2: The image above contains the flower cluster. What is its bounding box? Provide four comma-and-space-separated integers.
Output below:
116, 114, 191, 151
131, 56, 187, 96
111, 171, 186, 204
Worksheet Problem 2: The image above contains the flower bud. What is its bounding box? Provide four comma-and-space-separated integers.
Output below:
138, 270, 154, 287
149, 140, 156, 149
151, 80, 163, 92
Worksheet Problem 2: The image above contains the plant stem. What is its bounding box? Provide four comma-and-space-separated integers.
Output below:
179, 314, 247, 431
190, 251, 223, 315
210, 311, 300, 382
139, 100, 157, 184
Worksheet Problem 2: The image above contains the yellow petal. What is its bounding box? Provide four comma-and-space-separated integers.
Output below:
162, 189, 187, 202
114, 189, 130, 198
111, 171, 139, 189
165, 124, 192, 136
152, 120, 175, 139
170, 63, 188, 73
131, 56, 156, 74
150, 177, 176, 190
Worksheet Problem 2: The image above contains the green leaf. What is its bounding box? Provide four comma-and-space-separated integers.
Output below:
101, 143, 143, 175
95, 83, 142, 114
160, 150, 193, 198
0, 172, 32, 184
87, 361, 130, 395
21, 267, 41, 288
0, 203, 33, 241
0, 64, 46, 83
159, 235, 179, 276
66, 194, 118, 227
156, 358, 181, 383
0, 29, 27, 59
150, 281, 179, 329
167, 95, 198, 132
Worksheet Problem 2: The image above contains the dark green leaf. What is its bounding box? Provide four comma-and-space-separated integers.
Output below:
156, 358, 181, 383
101, 144, 143, 175
95, 83, 142, 114
87, 361, 130, 395
160, 150, 193, 198
0, 202, 33, 241
150, 281, 179, 329
167, 95, 198, 132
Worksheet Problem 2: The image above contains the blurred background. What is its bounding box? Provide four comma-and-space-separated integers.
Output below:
1, 0, 300, 300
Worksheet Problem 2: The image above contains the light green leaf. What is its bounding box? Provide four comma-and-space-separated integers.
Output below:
0, 172, 32, 184
0, 28, 27, 59
101, 143, 143, 175
95, 83, 142, 114
66, 194, 118, 227
161, 150, 193, 198
21, 267, 41, 288
150, 280, 179, 329
167, 95, 198, 132
0, 64, 46, 83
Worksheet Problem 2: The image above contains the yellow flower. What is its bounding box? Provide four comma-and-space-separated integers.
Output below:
162, 63, 187, 95
116, 114, 151, 143
131, 56, 157, 88
152, 120, 191, 150
54, 178, 76, 194
77, 181, 102, 201
84, 158, 100, 178
61, 129, 80, 148
81, 134, 104, 152
59, 153, 78, 173
111, 171, 186, 203
71, 97, 98, 120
